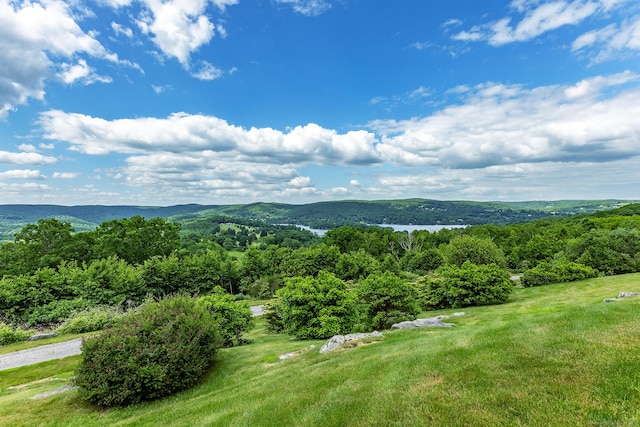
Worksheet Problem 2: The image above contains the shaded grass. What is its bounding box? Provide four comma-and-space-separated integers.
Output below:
1, 274, 639, 426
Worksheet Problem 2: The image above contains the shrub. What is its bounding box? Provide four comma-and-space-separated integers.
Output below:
24, 298, 91, 326
521, 261, 599, 287
276, 271, 358, 339
56, 306, 122, 334
74, 295, 219, 407
356, 272, 420, 330
197, 287, 254, 347
420, 262, 512, 309
442, 235, 506, 268
263, 300, 285, 334
0, 322, 33, 345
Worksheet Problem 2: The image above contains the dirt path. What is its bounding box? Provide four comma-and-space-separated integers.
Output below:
0, 305, 265, 371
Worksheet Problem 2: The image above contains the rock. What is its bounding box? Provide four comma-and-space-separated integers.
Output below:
28, 333, 57, 341
391, 317, 455, 329
618, 292, 640, 298
30, 385, 76, 400
319, 331, 383, 354
603, 298, 619, 303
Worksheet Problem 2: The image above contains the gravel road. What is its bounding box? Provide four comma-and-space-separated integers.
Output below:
0, 339, 83, 371
0, 305, 265, 371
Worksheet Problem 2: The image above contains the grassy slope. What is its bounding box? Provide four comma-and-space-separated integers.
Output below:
1, 275, 639, 426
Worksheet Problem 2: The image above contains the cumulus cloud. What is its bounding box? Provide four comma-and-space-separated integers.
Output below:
0, 0, 129, 117
53, 172, 80, 179
451, 0, 633, 49
370, 71, 640, 169
0, 150, 57, 165
136, 0, 236, 66
57, 59, 113, 85
34, 71, 640, 203
38, 110, 382, 165
0, 169, 46, 179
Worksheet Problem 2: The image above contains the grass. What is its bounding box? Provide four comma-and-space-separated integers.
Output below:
1, 274, 639, 426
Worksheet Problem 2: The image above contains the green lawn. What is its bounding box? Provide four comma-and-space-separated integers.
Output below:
1, 274, 639, 426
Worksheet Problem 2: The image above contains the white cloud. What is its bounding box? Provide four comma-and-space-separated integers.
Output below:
111, 21, 134, 38
0, 0, 124, 117
57, 59, 113, 85
274, 0, 332, 16
0, 169, 45, 179
190, 61, 224, 80
572, 14, 640, 62
53, 172, 80, 179
33, 72, 640, 204
0, 150, 57, 165
369, 71, 640, 168
17, 144, 38, 152
451, 0, 632, 48
136, 0, 237, 66
38, 111, 381, 165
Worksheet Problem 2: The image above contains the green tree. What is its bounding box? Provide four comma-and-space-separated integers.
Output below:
197, 287, 254, 347
442, 235, 506, 268
357, 272, 420, 330
7, 219, 75, 274
94, 216, 181, 264
421, 262, 512, 309
276, 271, 358, 339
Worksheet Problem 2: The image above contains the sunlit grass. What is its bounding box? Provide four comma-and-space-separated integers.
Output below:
1, 274, 639, 426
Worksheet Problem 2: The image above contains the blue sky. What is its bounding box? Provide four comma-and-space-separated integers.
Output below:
1, 0, 639, 206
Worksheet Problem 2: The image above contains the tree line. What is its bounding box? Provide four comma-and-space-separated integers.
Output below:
2, 204, 640, 328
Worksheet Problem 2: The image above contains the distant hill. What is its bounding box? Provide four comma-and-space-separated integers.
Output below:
0, 199, 635, 241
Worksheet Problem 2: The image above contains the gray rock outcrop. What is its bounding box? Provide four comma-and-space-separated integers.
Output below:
319, 331, 383, 354
391, 312, 465, 329
603, 291, 640, 302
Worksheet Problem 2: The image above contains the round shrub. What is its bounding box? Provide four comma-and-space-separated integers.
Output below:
74, 295, 219, 407
420, 261, 512, 309
197, 287, 254, 347
357, 272, 420, 330
442, 235, 506, 268
521, 261, 599, 287
276, 271, 358, 340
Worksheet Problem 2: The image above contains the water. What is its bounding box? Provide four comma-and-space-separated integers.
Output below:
295, 224, 467, 236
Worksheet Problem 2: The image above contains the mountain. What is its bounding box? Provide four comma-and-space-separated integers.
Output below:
0, 199, 635, 241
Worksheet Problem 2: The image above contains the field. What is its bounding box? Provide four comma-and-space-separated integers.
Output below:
1, 274, 639, 426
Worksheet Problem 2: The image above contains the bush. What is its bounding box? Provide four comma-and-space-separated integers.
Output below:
263, 300, 285, 334
0, 322, 33, 345
521, 261, 599, 287
197, 287, 254, 347
356, 272, 420, 330
442, 235, 506, 268
276, 271, 358, 339
56, 306, 122, 334
74, 295, 219, 407
24, 298, 91, 326
420, 262, 512, 309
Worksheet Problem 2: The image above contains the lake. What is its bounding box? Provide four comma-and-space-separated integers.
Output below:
295, 224, 467, 236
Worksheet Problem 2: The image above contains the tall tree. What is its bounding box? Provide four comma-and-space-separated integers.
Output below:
94, 216, 181, 264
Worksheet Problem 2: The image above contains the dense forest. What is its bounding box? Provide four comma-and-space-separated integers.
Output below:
0, 199, 633, 241
2, 202, 640, 331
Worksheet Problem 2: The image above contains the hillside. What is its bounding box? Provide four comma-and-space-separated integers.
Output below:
0, 199, 635, 240
1, 274, 639, 426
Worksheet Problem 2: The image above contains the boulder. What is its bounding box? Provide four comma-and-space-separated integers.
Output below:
619, 292, 640, 298
391, 318, 454, 329
319, 331, 383, 354
28, 333, 57, 341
